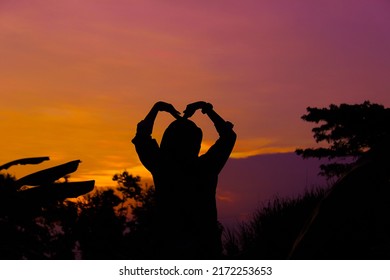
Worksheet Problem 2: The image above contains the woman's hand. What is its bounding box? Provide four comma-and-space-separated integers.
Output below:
183, 101, 212, 118
154, 101, 181, 119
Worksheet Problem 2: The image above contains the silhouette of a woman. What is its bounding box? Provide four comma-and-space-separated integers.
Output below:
132, 101, 236, 258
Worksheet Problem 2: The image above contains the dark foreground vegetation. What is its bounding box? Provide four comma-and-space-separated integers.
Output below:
0, 168, 328, 259
223, 187, 328, 259
0, 171, 156, 259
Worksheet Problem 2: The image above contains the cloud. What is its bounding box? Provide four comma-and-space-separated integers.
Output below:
217, 153, 328, 227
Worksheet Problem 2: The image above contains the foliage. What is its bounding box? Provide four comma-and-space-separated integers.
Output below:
112, 171, 156, 228
0, 173, 16, 193
224, 187, 328, 259
296, 101, 390, 178
1, 169, 328, 260
0, 170, 156, 259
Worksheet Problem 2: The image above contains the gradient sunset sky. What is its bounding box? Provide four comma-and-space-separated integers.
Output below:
1, 0, 390, 194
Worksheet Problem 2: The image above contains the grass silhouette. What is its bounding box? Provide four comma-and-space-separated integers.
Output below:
224, 187, 328, 259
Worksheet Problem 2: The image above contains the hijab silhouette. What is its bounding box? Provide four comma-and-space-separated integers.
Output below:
132, 101, 236, 258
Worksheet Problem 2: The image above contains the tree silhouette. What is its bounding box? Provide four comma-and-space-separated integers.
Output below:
292, 101, 390, 259
112, 171, 155, 228
111, 171, 156, 258
31, 172, 157, 260
72, 188, 125, 259
296, 101, 390, 178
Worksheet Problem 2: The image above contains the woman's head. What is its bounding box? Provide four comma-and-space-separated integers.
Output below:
160, 118, 202, 161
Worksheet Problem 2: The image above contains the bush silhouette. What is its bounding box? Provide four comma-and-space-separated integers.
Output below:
224, 187, 328, 259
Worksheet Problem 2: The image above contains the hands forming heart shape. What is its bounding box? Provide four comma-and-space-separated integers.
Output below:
154, 101, 213, 120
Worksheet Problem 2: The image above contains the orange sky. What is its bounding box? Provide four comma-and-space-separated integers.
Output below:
1, 0, 390, 187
